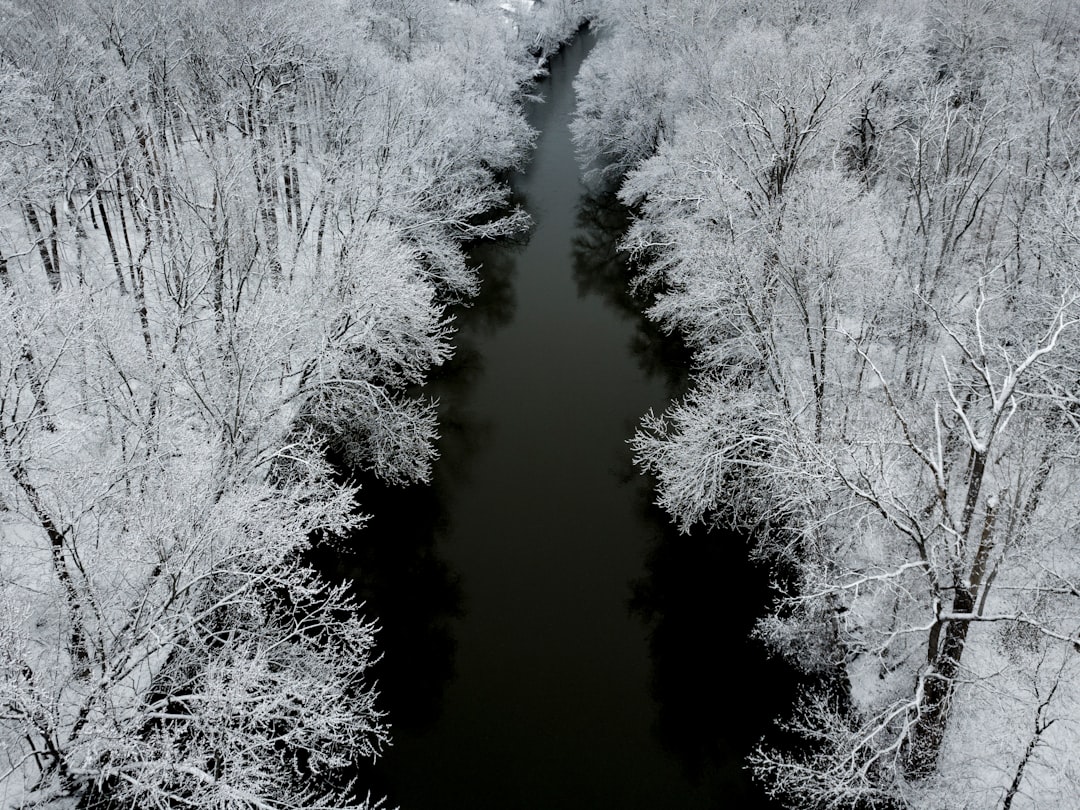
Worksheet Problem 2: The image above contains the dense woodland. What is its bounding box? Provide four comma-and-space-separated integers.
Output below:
4, 0, 1079, 807
572, 0, 1080, 807
0, 0, 591, 806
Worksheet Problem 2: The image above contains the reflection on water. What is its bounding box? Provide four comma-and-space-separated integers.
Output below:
313, 242, 524, 743
630, 516, 801, 807
460, 237, 520, 339
571, 190, 691, 395
327, 476, 462, 734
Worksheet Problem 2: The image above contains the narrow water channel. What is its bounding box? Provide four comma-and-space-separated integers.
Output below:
333, 29, 797, 810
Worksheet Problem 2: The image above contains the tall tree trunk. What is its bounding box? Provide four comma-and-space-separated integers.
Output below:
209, 185, 227, 336
0, 250, 56, 430
24, 203, 60, 290
283, 120, 302, 229
7, 459, 89, 677
108, 119, 139, 276
47, 202, 60, 280
253, 114, 283, 280
85, 154, 128, 293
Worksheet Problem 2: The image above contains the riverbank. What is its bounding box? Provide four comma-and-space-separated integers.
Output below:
571, 2, 1080, 806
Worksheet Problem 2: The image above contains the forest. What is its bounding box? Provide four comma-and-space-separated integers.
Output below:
0, 0, 586, 805
573, 0, 1080, 807
1, 0, 1078, 808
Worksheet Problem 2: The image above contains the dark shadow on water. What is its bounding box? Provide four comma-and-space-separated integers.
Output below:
308, 225, 527, 801
458, 234, 520, 339
571, 186, 802, 807
628, 500, 802, 809
571, 190, 691, 395
320, 234, 526, 727
305, 466, 462, 802
309, 471, 463, 736
570, 189, 635, 313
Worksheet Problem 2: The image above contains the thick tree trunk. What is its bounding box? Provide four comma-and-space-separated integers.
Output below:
47, 203, 60, 279
905, 599, 972, 777
284, 121, 302, 229
0, 249, 56, 430
905, 500, 996, 777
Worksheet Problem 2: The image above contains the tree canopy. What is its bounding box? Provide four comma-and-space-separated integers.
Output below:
0, 0, 587, 806
576, 0, 1080, 806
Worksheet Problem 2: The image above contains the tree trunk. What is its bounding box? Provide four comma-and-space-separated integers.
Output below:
284, 120, 302, 229
905, 500, 996, 777
0, 249, 56, 430
25, 203, 61, 290
210, 185, 227, 335
47, 203, 60, 281
7, 459, 89, 677
85, 154, 128, 293
252, 114, 283, 280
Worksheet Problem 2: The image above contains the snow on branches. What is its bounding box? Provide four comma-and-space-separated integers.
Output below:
0, 0, 544, 806
578, 0, 1080, 805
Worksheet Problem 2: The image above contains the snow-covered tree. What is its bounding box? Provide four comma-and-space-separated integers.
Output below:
577, 0, 1080, 805
0, 0, 549, 805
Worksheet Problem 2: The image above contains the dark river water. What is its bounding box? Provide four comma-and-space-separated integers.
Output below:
329, 29, 797, 810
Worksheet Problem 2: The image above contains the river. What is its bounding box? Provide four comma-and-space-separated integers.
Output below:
331, 29, 797, 810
